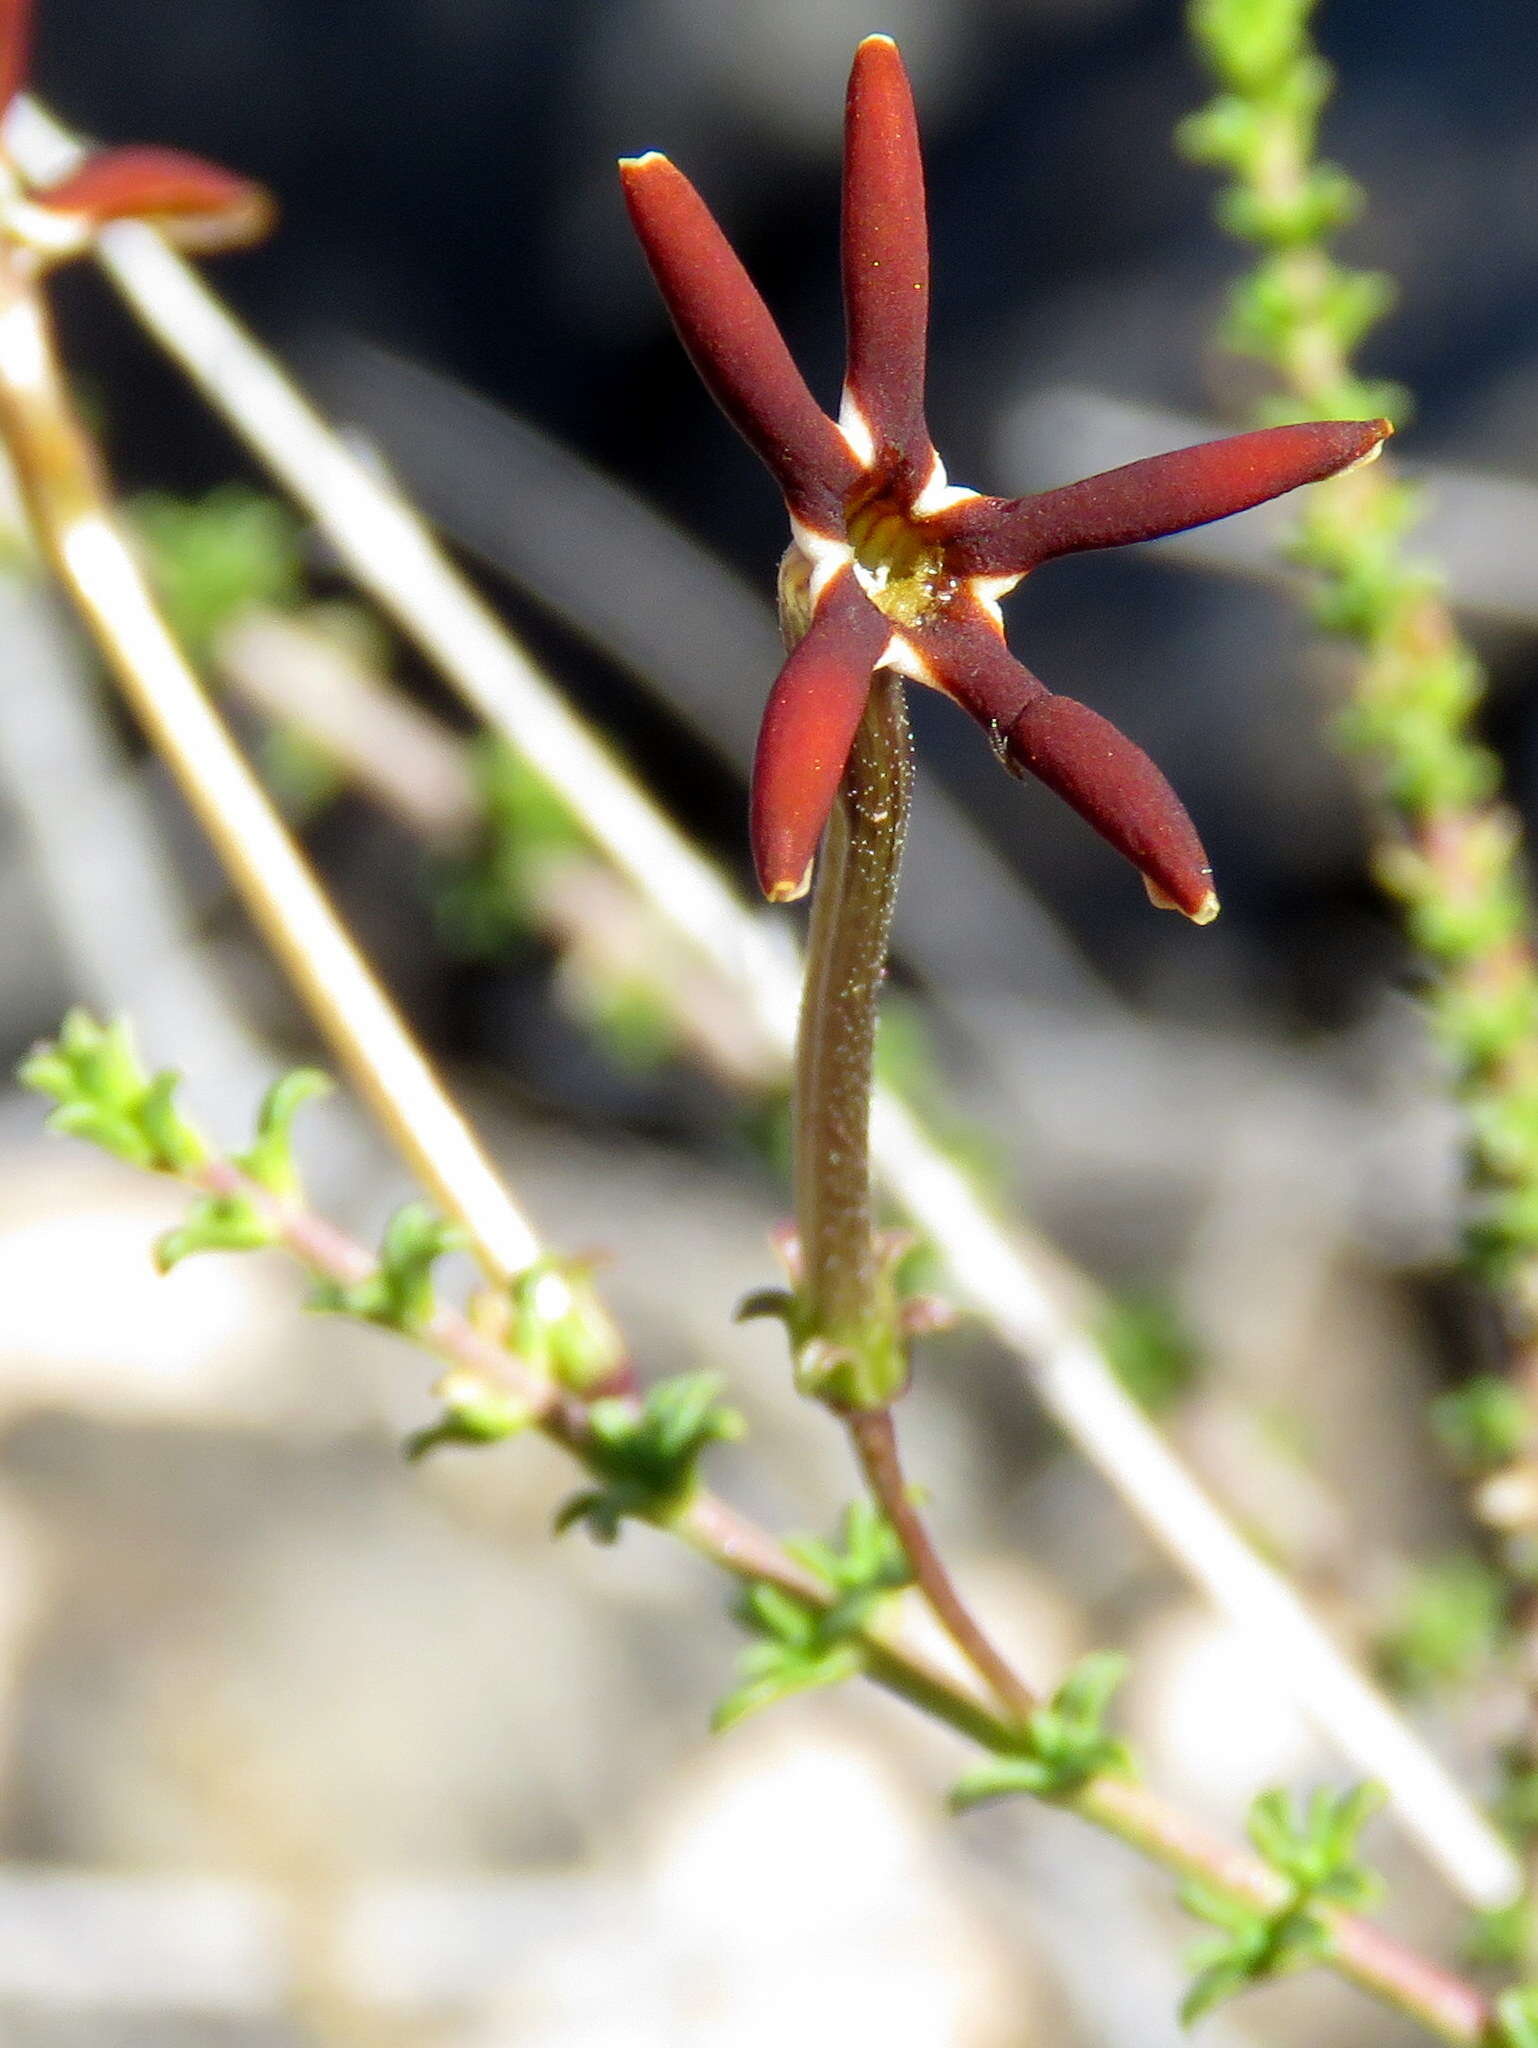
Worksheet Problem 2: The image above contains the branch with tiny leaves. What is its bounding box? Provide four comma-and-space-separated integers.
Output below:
16, 1007, 1504, 2044
1183, 0, 1538, 1503
1183, 3, 1538, 1979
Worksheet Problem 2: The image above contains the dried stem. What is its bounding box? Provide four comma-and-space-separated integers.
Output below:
0, 274, 538, 1285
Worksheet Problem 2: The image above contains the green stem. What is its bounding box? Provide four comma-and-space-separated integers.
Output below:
788, 672, 1038, 1719
792, 669, 911, 1373
847, 1406, 1038, 1723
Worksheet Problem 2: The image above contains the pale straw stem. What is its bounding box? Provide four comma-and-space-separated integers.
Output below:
0, 281, 538, 1285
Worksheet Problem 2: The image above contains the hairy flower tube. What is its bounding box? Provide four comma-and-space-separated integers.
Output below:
621, 35, 1390, 919
0, 0, 272, 271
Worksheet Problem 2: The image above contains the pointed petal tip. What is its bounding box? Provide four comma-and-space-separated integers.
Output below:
764, 865, 814, 905
1145, 876, 1220, 923
33, 148, 274, 251
1342, 418, 1394, 473
856, 32, 901, 54
619, 151, 672, 178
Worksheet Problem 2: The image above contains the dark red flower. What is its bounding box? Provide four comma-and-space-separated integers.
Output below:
0, 0, 272, 263
622, 36, 1389, 918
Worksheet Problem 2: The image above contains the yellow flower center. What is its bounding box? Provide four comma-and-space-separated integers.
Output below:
846, 492, 951, 630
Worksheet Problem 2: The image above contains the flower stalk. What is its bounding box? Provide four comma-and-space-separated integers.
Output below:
786, 653, 1040, 1719
783, 642, 1038, 1722
791, 668, 911, 1403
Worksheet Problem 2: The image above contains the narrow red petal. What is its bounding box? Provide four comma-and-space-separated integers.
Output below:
0, 0, 30, 115
1006, 694, 1217, 920
905, 598, 1045, 747
751, 564, 890, 900
841, 36, 933, 488
939, 419, 1393, 575
910, 600, 1214, 917
621, 152, 858, 534
35, 147, 275, 250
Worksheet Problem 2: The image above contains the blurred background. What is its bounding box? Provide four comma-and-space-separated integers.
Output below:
0, 0, 1535, 2040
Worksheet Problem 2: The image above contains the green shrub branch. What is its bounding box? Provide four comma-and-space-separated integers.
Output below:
1184, 0, 1538, 1331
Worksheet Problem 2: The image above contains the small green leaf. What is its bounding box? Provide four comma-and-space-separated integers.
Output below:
138, 1072, 211, 1174
507, 1257, 626, 1395
950, 1753, 1059, 1806
310, 1203, 465, 1333
1432, 1376, 1529, 1473
156, 1191, 274, 1271
433, 738, 588, 956
1178, 1893, 1326, 2025
131, 486, 306, 658
1180, 1954, 1256, 2026
62, 1009, 143, 1105
1097, 1294, 1202, 1415
1494, 1748, 1538, 1845
1374, 1553, 1509, 1699
19, 1011, 207, 1173
712, 1502, 912, 1731
950, 1651, 1133, 1810
1218, 163, 1360, 247
1187, 0, 1316, 94
237, 1068, 332, 1198
734, 1287, 797, 1326
404, 1367, 537, 1461
712, 1642, 864, 1733
555, 1371, 743, 1543
1174, 1783, 1383, 2023
1053, 1650, 1132, 1729
46, 1099, 157, 1169
259, 722, 346, 819
1245, 1782, 1383, 1904
1180, 1878, 1263, 1935
579, 972, 679, 1075
741, 1581, 821, 1649
1464, 1897, 1529, 1969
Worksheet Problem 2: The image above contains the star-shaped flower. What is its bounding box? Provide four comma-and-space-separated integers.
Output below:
621, 35, 1389, 919
0, 0, 272, 275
